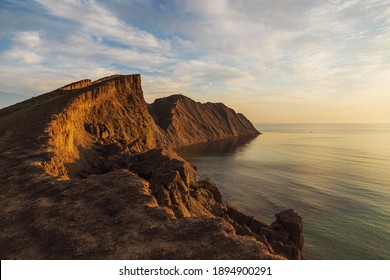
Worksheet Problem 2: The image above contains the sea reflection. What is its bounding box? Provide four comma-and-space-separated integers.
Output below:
177, 135, 258, 158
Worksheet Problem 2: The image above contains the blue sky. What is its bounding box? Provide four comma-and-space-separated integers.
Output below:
0, 0, 389, 122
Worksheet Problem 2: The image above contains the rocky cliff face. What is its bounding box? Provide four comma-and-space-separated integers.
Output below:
149, 94, 260, 148
0, 74, 303, 259
43, 74, 164, 177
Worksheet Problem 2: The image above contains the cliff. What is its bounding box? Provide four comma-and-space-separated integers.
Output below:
0, 74, 303, 259
149, 94, 260, 148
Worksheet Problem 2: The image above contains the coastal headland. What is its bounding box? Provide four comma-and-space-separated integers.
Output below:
0, 74, 303, 259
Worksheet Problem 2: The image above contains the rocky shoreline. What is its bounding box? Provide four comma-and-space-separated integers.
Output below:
0, 74, 303, 259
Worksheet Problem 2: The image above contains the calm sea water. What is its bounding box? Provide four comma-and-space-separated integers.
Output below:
178, 124, 390, 259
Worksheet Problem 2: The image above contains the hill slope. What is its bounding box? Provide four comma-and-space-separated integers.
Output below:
0, 74, 303, 259
149, 94, 259, 147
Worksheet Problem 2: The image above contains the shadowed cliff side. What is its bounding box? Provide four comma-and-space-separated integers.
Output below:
149, 94, 260, 148
0, 74, 303, 260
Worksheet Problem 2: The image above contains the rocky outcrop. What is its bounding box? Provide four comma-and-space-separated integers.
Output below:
227, 207, 304, 259
44, 74, 165, 177
0, 74, 303, 260
269, 209, 304, 259
149, 94, 260, 148
57, 79, 92, 91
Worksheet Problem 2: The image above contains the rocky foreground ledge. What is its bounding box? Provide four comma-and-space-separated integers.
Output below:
0, 74, 303, 259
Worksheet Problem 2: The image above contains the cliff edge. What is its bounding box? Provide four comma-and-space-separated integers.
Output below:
0, 74, 303, 259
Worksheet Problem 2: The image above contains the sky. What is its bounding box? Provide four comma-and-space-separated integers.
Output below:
0, 0, 389, 123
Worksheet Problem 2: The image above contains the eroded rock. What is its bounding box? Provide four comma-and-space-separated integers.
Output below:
0, 74, 304, 260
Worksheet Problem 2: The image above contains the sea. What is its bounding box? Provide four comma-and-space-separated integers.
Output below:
177, 123, 390, 259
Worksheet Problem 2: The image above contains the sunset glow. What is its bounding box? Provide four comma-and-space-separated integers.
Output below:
1, 0, 389, 123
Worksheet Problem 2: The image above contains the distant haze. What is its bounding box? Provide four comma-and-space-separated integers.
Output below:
1, 0, 389, 123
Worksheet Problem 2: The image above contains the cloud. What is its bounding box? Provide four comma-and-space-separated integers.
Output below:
15, 31, 41, 48
1, 0, 389, 122
35, 0, 169, 50
3, 49, 44, 64
1, 31, 44, 64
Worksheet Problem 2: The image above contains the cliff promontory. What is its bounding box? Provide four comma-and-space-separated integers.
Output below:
0, 74, 303, 259
149, 94, 259, 147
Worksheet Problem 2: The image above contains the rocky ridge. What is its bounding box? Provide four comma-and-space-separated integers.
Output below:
148, 94, 259, 148
0, 74, 303, 259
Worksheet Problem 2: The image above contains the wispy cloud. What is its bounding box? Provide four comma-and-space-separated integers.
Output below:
0, 0, 389, 122
36, 0, 169, 50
